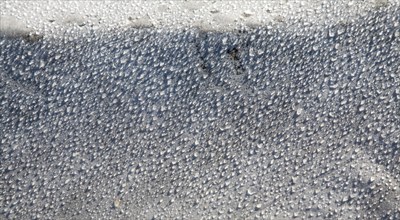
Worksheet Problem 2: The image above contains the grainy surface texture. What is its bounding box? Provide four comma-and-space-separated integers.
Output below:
1, 1, 400, 220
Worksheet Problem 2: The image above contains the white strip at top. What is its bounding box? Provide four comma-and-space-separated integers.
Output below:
0, 0, 398, 36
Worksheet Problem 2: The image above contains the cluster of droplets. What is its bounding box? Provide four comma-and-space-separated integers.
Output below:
1, 5, 400, 220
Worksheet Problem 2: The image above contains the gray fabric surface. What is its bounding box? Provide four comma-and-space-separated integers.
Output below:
1, 6, 399, 220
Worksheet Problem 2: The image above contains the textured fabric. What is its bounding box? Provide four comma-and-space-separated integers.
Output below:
1, 7, 399, 220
